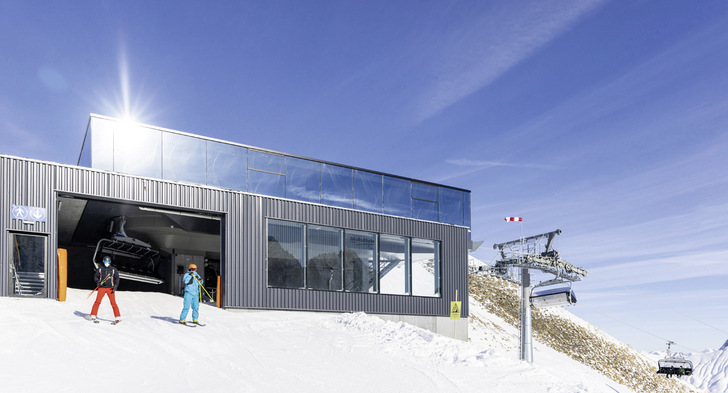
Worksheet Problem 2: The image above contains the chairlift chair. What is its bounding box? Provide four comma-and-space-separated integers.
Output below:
530, 283, 577, 308
92, 216, 164, 285
656, 341, 693, 378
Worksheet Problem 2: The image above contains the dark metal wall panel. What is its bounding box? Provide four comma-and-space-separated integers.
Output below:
1, 157, 57, 297
235, 197, 470, 317
2, 155, 469, 317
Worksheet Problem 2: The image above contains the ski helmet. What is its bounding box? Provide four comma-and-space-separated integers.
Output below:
189, 264, 197, 271
103, 256, 111, 266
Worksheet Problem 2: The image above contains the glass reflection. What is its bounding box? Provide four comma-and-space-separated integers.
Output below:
249, 150, 284, 174
249, 170, 286, 198
411, 239, 440, 297
344, 230, 378, 293
267, 220, 305, 288
307, 226, 343, 291
412, 182, 437, 202
379, 234, 410, 295
413, 199, 438, 222
89, 118, 114, 171
113, 124, 162, 178
286, 157, 321, 203
163, 133, 206, 184
438, 187, 464, 226
383, 176, 411, 217
353, 170, 382, 213
322, 164, 353, 208
207, 141, 247, 191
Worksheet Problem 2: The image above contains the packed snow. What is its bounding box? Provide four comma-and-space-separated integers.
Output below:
1, 288, 641, 393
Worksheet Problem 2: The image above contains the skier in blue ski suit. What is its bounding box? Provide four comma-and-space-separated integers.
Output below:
179, 264, 201, 324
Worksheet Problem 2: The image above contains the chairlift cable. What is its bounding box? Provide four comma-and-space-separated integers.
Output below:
591, 274, 728, 337
575, 301, 699, 353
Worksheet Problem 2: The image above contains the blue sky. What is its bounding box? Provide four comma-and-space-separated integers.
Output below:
2, 1, 728, 352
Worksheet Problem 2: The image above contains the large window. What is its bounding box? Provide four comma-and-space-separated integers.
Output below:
9, 233, 47, 297
344, 230, 378, 293
267, 220, 305, 289
267, 219, 440, 297
379, 235, 410, 295
306, 225, 343, 291
411, 239, 441, 297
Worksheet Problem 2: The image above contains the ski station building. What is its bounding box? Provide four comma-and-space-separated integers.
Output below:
1, 114, 472, 338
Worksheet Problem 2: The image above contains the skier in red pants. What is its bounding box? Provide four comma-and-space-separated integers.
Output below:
90, 256, 121, 323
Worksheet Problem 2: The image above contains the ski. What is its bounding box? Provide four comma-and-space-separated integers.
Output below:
179, 321, 196, 328
111, 320, 121, 325
92, 319, 99, 324
191, 321, 206, 327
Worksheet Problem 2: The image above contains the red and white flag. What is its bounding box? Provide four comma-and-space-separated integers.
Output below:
504, 217, 522, 222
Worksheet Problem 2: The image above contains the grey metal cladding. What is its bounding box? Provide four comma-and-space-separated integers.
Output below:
1, 155, 469, 317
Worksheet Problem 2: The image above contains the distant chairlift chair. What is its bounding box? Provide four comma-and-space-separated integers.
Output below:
656, 341, 693, 378
92, 215, 164, 285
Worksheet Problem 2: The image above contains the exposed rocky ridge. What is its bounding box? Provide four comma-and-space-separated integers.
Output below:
469, 273, 703, 393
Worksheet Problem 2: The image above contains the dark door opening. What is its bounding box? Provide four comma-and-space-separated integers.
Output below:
57, 195, 222, 301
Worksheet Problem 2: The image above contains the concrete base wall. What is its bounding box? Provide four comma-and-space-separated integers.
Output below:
374, 314, 468, 341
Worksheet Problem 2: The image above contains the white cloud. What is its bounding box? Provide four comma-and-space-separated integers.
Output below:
414, 0, 607, 122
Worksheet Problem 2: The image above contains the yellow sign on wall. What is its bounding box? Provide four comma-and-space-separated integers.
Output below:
450, 301, 462, 319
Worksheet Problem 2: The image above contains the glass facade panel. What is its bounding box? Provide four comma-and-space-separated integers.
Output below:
344, 230, 378, 293
113, 123, 162, 178
162, 133, 206, 184
249, 150, 284, 174
353, 170, 382, 213
411, 239, 440, 297
89, 118, 114, 171
438, 187, 464, 226
413, 199, 438, 222
306, 226, 343, 291
286, 157, 321, 203
382, 176, 411, 217
267, 220, 305, 288
379, 234, 410, 295
9, 233, 46, 297
86, 117, 472, 228
249, 170, 286, 198
321, 164, 353, 208
412, 182, 438, 202
207, 141, 247, 190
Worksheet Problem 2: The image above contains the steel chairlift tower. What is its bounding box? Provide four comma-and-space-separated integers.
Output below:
493, 229, 588, 363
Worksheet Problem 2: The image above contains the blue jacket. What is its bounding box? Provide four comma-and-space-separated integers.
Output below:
183, 271, 201, 296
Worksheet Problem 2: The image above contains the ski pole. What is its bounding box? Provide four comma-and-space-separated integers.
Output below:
193, 276, 215, 301
86, 273, 111, 299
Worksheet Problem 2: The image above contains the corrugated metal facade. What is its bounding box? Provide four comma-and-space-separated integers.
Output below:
1, 155, 469, 317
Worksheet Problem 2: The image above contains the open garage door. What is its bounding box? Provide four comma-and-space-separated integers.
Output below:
57, 195, 222, 301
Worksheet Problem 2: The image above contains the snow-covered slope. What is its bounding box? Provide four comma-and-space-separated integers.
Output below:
687, 349, 728, 392
3, 288, 637, 393
468, 273, 704, 393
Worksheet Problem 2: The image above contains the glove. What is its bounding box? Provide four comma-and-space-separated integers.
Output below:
112, 286, 118, 293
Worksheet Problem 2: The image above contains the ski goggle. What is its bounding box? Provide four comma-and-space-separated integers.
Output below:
189, 267, 196, 271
